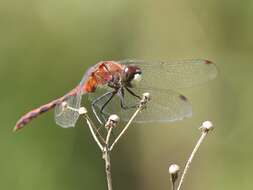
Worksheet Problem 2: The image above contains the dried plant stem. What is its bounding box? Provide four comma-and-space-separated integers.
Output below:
109, 107, 141, 151
84, 112, 114, 190
81, 92, 150, 190
176, 123, 212, 190
103, 127, 113, 190
103, 148, 112, 190
82, 106, 143, 190
171, 182, 176, 190
83, 113, 104, 151
106, 127, 113, 145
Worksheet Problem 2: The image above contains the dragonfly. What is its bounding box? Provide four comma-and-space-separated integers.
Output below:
14, 59, 217, 132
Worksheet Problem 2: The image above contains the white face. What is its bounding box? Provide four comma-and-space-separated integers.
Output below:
131, 73, 142, 86
134, 73, 142, 82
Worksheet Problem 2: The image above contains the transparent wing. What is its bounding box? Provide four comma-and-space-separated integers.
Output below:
54, 89, 82, 128
88, 87, 192, 123
119, 59, 218, 90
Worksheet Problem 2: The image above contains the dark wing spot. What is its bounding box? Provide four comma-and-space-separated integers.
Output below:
204, 60, 213, 64
179, 94, 188, 102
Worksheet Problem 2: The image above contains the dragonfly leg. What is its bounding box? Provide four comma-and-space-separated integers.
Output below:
91, 91, 113, 124
91, 91, 117, 124
100, 91, 117, 113
98, 91, 117, 122
125, 87, 141, 100
119, 88, 139, 110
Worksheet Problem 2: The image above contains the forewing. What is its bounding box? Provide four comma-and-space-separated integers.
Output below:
119, 59, 217, 90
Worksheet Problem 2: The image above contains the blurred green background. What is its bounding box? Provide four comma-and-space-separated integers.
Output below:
1, 0, 252, 189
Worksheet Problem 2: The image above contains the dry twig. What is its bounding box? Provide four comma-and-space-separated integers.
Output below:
80, 92, 150, 190
176, 121, 214, 190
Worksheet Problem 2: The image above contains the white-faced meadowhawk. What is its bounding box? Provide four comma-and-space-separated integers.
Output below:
14, 59, 217, 132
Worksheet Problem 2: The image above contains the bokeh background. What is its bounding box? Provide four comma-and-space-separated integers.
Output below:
1, 0, 252, 189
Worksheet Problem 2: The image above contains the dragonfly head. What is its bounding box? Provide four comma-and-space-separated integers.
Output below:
122, 65, 142, 87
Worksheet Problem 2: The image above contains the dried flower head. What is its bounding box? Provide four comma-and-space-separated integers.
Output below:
169, 164, 180, 185
78, 107, 88, 115
105, 114, 120, 128
199, 120, 214, 132
169, 164, 180, 175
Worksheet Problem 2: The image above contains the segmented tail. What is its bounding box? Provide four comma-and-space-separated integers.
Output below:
13, 99, 61, 132
13, 88, 78, 132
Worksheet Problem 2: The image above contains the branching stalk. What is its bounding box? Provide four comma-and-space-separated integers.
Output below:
81, 93, 150, 190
